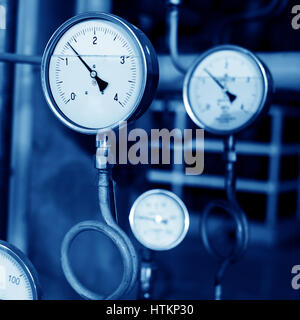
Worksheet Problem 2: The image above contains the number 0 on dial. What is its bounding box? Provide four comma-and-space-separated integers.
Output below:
41, 12, 158, 134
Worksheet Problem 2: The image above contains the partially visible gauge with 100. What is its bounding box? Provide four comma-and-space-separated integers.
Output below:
0, 241, 40, 300
129, 190, 190, 251
183, 45, 272, 134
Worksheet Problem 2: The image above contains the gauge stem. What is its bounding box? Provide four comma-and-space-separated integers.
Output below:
223, 135, 249, 256
223, 135, 237, 205
139, 248, 156, 300
214, 259, 231, 300
96, 135, 117, 224
95, 133, 139, 294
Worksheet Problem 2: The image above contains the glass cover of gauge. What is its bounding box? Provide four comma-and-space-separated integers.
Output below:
0, 241, 40, 300
183, 45, 272, 135
129, 189, 189, 251
41, 12, 158, 134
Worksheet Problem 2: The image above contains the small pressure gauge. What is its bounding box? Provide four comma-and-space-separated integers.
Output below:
0, 241, 40, 300
41, 12, 158, 134
129, 190, 190, 251
183, 45, 273, 135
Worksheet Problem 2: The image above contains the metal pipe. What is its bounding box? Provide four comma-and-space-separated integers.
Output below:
223, 135, 249, 256
61, 135, 139, 300
75, 0, 112, 14
96, 134, 138, 295
214, 259, 231, 300
61, 220, 133, 300
7, 0, 40, 252
0, 0, 17, 240
201, 199, 248, 300
0, 52, 41, 65
1, 51, 299, 93
97, 169, 118, 223
201, 136, 249, 300
223, 135, 237, 205
158, 53, 300, 93
138, 249, 156, 300
97, 169, 139, 296
166, 1, 187, 74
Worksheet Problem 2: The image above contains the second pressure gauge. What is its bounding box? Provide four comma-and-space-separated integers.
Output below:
41, 12, 158, 134
183, 45, 273, 135
129, 190, 190, 251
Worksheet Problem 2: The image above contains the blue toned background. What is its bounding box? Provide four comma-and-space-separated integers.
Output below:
1, 0, 300, 299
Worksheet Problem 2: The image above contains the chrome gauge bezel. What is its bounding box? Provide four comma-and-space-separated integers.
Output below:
183, 45, 273, 135
41, 12, 158, 134
129, 189, 190, 251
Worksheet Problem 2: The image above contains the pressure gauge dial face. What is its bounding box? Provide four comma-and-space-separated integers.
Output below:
183, 45, 272, 135
0, 241, 40, 300
41, 12, 158, 134
129, 190, 189, 251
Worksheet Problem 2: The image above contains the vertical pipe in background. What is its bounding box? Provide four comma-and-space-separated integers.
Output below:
171, 101, 186, 199
266, 108, 283, 229
0, 0, 17, 240
7, 0, 40, 252
75, 0, 112, 14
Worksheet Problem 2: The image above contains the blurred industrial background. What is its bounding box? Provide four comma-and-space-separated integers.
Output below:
1, 0, 300, 299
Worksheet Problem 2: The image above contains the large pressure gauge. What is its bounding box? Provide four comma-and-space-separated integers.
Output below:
0, 241, 40, 300
41, 12, 158, 134
129, 190, 190, 251
183, 45, 273, 135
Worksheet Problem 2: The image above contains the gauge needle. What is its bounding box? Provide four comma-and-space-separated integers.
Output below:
137, 216, 156, 222
204, 68, 237, 103
137, 215, 168, 225
68, 42, 108, 93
